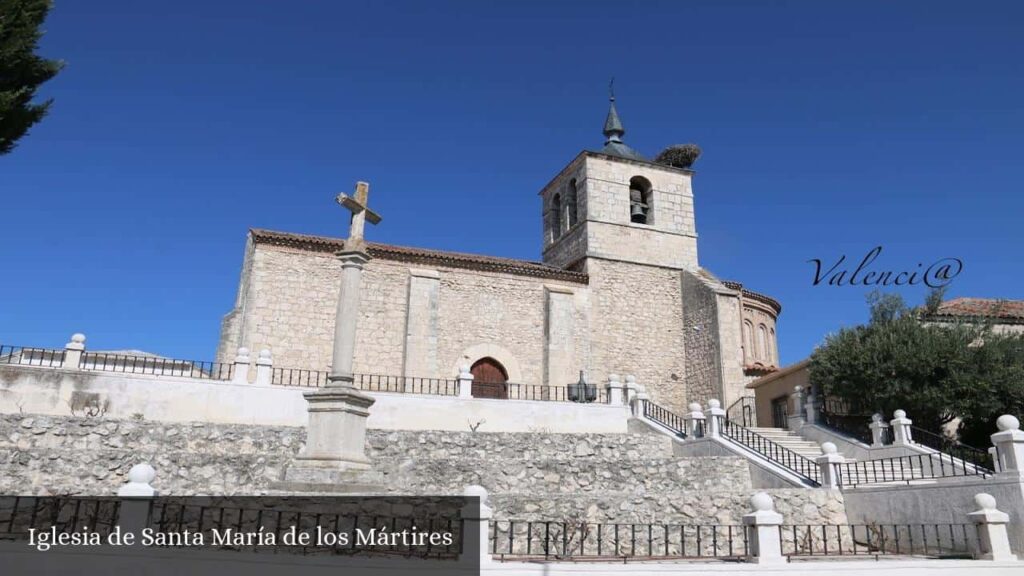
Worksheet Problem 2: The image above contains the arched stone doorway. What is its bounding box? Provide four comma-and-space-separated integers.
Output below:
470, 357, 508, 399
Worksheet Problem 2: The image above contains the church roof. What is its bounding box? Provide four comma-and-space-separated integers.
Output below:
599, 91, 646, 161
721, 280, 783, 315
928, 297, 1024, 323
250, 228, 590, 284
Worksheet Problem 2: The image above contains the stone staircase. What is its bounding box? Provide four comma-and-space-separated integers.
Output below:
745, 427, 830, 461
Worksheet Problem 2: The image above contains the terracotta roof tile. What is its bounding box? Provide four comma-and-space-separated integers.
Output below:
250, 228, 589, 284
931, 297, 1024, 322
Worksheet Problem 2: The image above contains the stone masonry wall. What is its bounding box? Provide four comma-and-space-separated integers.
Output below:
0, 415, 846, 529
585, 258, 688, 412
218, 242, 587, 384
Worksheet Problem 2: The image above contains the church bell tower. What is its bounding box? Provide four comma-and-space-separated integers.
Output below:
540, 93, 699, 272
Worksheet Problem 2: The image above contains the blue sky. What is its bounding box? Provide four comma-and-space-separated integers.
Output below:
2, 1, 1022, 366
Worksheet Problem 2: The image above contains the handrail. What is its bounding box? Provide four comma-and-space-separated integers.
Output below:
835, 451, 990, 486
720, 417, 821, 486
726, 396, 756, 427
910, 426, 994, 474
640, 399, 687, 438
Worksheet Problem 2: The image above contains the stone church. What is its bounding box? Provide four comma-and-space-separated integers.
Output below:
215, 97, 781, 413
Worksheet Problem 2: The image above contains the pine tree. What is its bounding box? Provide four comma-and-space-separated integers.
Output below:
0, 0, 62, 155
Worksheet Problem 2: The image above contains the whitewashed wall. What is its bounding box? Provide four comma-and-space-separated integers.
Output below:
0, 366, 630, 433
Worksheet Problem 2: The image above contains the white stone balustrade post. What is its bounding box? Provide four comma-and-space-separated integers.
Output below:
632, 383, 649, 417
623, 374, 637, 405
968, 493, 1018, 561
815, 442, 844, 488
705, 399, 726, 438
607, 374, 623, 405
458, 364, 474, 399
460, 485, 493, 565
117, 463, 157, 539
869, 413, 890, 447
231, 347, 251, 384
62, 333, 85, 369
890, 409, 914, 446
743, 492, 785, 564
804, 392, 818, 425
686, 403, 706, 438
786, 386, 805, 430
254, 349, 273, 386
990, 415, 1024, 475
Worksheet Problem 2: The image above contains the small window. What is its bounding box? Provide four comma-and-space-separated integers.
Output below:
743, 320, 754, 363
566, 179, 578, 229
550, 193, 562, 241
629, 176, 652, 224
758, 324, 769, 361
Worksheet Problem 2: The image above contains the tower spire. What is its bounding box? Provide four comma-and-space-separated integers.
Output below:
599, 79, 645, 161
603, 78, 625, 144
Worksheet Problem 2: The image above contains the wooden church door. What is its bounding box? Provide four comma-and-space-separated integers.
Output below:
470, 357, 508, 399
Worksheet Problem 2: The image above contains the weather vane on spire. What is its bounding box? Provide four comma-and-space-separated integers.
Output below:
609, 77, 615, 101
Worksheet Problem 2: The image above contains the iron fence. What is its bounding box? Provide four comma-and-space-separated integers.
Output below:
721, 417, 821, 485
817, 396, 876, 445
504, 382, 609, 404
911, 426, 994, 474
835, 452, 991, 486
490, 520, 748, 561
79, 352, 233, 380
0, 345, 66, 368
782, 523, 977, 558
0, 496, 120, 540
354, 374, 459, 396
271, 368, 328, 388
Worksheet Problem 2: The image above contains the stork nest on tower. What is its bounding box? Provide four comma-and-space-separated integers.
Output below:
654, 144, 702, 169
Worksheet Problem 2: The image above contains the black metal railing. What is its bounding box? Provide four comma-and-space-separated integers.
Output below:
490, 520, 748, 561
271, 367, 328, 387
0, 345, 66, 368
354, 374, 459, 396
504, 382, 609, 404
782, 523, 977, 558
720, 417, 821, 485
835, 452, 991, 486
911, 426, 994, 474
640, 399, 688, 438
817, 396, 875, 445
727, 396, 757, 427
79, 352, 234, 380
0, 496, 121, 540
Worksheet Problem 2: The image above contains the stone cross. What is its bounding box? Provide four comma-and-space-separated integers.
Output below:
336, 181, 382, 252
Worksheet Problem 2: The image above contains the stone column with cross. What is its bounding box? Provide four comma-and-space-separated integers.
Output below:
279, 181, 385, 491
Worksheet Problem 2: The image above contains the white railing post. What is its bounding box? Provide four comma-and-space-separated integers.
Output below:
743, 492, 785, 564
705, 399, 725, 438
990, 415, 1024, 474
117, 463, 157, 538
804, 392, 818, 424
231, 347, 251, 384
62, 333, 85, 369
254, 349, 273, 386
787, 386, 805, 429
968, 493, 1018, 561
869, 413, 890, 447
686, 403, 706, 438
632, 383, 649, 417
890, 409, 913, 446
815, 442, 844, 488
607, 374, 623, 405
458, 364, 474, 399
623, 374, 637, 405
461, 485, 492, 565
988, 447, 1002, 473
